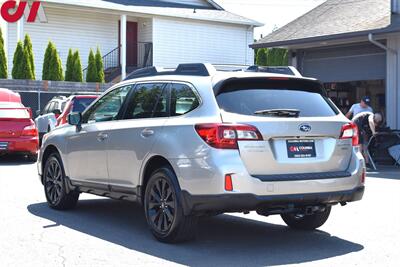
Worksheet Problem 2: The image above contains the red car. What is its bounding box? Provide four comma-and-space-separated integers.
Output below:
56, 95, 98, 126
0, 88, 22, 103
0, 102, 39, 161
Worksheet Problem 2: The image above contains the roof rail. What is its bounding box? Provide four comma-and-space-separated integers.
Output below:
124, 63, 216, 81
246, 66, 302, 77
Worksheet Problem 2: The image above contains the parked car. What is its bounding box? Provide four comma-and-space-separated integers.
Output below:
0, 88, 22, 103
35, 96, 67, 143
0, 102, 39, 161
56, 95, 98, 126
38, 64, 365, 243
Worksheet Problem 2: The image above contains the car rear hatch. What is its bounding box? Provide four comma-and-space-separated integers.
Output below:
214, 77, 355, 177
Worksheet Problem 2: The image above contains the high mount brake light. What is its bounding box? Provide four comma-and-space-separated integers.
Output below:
195, 123, 263, 149
340, 122, 359, 146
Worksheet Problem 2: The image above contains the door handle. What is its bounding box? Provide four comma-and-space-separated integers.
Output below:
97, 133, 109, 142
141, 128, 154, 138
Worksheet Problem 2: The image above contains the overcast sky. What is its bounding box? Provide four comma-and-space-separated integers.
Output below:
214, 0, 326, 40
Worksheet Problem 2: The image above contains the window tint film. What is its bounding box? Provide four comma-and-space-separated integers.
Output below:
216, 79, 337, 117
72, 98, 96, 113
84, 85, 131, 123
124, 83, 168, 119
170, 83, 199, 116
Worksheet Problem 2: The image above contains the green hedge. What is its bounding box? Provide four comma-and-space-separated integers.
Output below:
0, 28, 7, 79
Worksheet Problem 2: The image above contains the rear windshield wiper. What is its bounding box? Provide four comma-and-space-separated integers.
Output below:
254, 109, 300, 118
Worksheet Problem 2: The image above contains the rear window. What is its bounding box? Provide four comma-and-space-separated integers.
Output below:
216, 79, 338, 117
0, 109, 30, 119
72, 98, 96, 113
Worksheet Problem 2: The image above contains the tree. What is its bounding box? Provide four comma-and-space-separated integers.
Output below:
255, 48, 267, 66
266, 48, 289, 66
42, 41, 55, 80
95, 47, 105, 83
49, 44, 64, 81
12, 41, 33, 80
0, 28, 7, 79
86, 49, 98, 82
72, 50, 83, 82
24, 34, 35, 79
65, 48, 74, 81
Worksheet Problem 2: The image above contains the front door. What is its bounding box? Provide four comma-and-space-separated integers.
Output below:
66, 85, 132, 186
119, 21, 138, 67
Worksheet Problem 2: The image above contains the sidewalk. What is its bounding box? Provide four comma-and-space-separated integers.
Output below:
367, 166, 400, 180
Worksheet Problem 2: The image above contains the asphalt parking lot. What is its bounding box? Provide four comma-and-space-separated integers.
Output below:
0, 155, 399, 267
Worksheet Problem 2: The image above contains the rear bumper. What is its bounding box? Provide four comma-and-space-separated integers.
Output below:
181, 186, 365, 215
0, 137, 38, 155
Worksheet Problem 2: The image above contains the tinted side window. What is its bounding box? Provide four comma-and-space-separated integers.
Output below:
83, 85, 131, 123
42, 102, 51, 114
124, 83, 168, 119
170, 83, 199, 116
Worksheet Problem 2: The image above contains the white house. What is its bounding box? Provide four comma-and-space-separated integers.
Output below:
1, 0, 262, 81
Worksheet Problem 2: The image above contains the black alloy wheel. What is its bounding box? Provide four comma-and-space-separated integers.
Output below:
44, 157, 64, 205
147, 177, 176, 233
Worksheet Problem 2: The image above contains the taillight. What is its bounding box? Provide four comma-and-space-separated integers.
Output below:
195, 123, 263, 149
340, 122, 359, 146
22, 124, 38, 137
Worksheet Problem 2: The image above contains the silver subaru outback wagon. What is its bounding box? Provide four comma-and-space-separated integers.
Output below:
37, 64, 365, 243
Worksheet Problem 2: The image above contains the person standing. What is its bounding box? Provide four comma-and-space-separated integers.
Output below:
352, 112, 383, 166
346, 96, 373, 119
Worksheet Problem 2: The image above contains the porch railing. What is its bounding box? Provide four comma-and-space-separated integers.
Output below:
83, 42, 153, 81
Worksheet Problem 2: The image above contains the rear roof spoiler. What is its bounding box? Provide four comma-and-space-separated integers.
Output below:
246, 66, 303, 77
124, 64, 302, 80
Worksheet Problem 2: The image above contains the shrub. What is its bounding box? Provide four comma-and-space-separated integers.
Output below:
72, 50, 83, 82
95, 47, 105, 83
49, 44, 64, 81
266, 48, 288, 66
86, 49, 98, 82
65, 49, 74, 81
256, 48, 267, 66
42, 41, 54, 80
12, 41, 33, 80
0, 28, 7, 79
24, 34, 35, 79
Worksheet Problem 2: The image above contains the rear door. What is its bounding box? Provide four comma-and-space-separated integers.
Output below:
106, 82, 169, 191
215, 77, 353, 176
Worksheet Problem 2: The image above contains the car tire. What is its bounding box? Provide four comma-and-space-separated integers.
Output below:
144, 166, 198, 243
281, 206, 331, 230
43, 153, 79, 210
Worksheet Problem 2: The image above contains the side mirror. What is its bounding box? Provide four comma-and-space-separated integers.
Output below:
68, 112, 82, 126
53, 109, 62, 116
36, 110, 41, 116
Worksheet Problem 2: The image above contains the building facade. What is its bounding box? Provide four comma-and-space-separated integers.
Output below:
252, 0, 400, 129
1, 0, 261, 81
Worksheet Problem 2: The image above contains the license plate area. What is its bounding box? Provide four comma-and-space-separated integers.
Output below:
0, 142, 9, 151
286, 139, 316, 158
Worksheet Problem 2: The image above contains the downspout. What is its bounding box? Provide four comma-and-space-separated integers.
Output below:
246, 25, 254, 65
368, 33, 398, 128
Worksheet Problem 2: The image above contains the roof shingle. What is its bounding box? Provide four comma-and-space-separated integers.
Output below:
252, 0, 393, 48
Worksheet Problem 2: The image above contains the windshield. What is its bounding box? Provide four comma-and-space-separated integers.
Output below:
72, 98, 96, 113
216, 78, 338, 118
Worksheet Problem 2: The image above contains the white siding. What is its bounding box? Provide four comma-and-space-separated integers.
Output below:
7, 7, 119, 79
138, 18, 153, 43
152, 17, 254, 67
